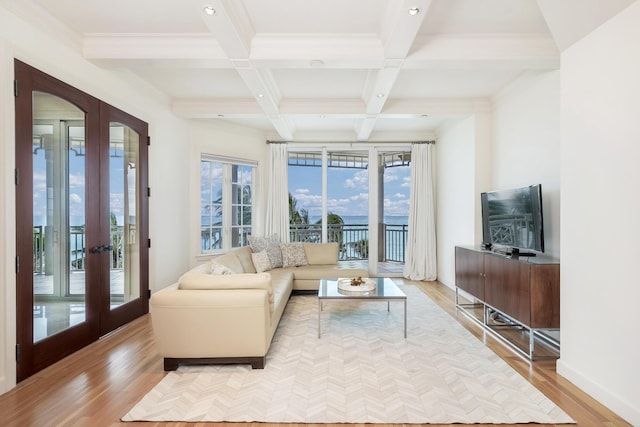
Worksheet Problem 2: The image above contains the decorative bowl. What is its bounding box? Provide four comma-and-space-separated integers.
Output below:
337, 277, 376, 292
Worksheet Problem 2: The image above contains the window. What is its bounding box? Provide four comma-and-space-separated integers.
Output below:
200, 155, 255, 254
287, 147, 410, 272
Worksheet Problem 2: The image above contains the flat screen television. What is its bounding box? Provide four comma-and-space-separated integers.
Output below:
480, 184, 544, 256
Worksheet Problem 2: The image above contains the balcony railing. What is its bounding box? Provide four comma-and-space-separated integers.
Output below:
33, 225, 125, 274
289, 223, 407, 262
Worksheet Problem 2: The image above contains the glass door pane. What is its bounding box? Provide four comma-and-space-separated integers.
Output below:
109, 123, 140, 309
32, 92, 86, 341
326, 151, 369, 260
230, 164, 252, 247
377, 150, 411, 276
288, 152, 322, 243
200, 160, 224, 251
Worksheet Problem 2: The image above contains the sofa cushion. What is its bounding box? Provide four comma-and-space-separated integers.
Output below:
249, 234, 283, 268
251, 250, 272, 273
214, 252, 244, 273
282, 263, 369, 281
304, 242, 339, 265
280, 242, 308, 268
233, 245, 257, 274
178, 272, 274, 313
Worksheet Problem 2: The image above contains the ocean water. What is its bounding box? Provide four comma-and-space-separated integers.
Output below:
309, 215, 408, 225
303, 215, 408, 261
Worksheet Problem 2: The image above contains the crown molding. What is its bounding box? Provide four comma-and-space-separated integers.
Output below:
83, 34, 228, 60
407, 34, 560, 69
2, 0, 82, 51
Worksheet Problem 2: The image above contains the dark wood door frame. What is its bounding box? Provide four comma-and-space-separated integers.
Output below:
14, 60, 149, 381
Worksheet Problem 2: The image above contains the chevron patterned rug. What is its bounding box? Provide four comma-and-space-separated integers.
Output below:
123, 284, 574, 424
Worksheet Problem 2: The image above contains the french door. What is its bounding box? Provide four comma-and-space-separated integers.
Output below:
14, 60, 149, 381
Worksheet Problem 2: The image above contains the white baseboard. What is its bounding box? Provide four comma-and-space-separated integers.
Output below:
556, 359, 639, 426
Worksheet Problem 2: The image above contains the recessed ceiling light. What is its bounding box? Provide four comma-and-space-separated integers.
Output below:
203, 5, 216, 15
376, 93, 385, 98
257, 93, 264, 98
408, 7, 420, 16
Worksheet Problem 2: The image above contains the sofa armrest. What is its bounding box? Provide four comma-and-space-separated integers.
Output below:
150, 288, 272, 358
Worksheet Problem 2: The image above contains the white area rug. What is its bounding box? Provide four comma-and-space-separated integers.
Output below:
123, 285, 574, 424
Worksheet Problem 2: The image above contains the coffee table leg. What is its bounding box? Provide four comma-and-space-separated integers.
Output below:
318, 300, 321, 338
404, 298, 407, 338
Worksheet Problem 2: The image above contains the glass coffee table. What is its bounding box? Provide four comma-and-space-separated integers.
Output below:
317, 277, 407, 338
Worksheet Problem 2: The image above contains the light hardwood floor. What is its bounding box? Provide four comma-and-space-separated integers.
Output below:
0, 279, 631, 427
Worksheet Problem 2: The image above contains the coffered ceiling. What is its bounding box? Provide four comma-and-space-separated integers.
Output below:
4, 0, 636, 141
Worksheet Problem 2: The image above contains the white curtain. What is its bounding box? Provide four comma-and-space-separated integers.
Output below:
403, 142, 437, 281
265, 142, 290, 242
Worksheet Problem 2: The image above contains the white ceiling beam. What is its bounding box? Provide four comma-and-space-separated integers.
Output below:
193, 0, 295, 140
269, 116, 295, 141
357, 62, 402, 139
363, 64, 403, 115
250, 34, 385, 66
172, 98, 264, 117
353, 0, 431, 139
381, 0, 432, 58
357, 116, 378, 141
172, 97, 488, 119
82, 33, 558, 70
279, 99, 365, 115
235, 67, 281, 114
193, 0, 254, 59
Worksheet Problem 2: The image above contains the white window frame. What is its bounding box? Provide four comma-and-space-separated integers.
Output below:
199, 154, 257, 255
286, 143, 411, 274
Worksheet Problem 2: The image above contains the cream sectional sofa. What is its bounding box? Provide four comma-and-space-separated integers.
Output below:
150, 242, 367, 370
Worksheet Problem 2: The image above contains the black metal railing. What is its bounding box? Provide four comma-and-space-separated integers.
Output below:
33, 225, 125, 273
289, 223, 407, 262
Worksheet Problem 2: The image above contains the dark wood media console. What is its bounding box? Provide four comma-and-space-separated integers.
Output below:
454, 246, 560, 359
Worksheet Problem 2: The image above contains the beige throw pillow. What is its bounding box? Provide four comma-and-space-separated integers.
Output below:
249, 234, 283, 268
251, 250, 272, 273
280, 242, 308, 268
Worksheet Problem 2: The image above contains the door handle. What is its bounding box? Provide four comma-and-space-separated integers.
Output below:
91, 245, 113, 254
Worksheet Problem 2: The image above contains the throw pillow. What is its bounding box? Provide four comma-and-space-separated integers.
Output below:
251, 250, 272, 273
280, 242, 308, 268
248, 234, 283, 268
211, 262, 233, 275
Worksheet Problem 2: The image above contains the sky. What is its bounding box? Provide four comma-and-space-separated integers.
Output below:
33, 139, 131, 227
288, 163, 411, 220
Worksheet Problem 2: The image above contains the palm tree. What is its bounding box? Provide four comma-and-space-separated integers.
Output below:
319, 213, 347, 258
289, 193, 308, 224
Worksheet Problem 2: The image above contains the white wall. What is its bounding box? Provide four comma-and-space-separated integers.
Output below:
435, 108, 492, 289
435, 117, 477, 288
0, 6, 191, 394
187, 120, 268, 264
558, 2, 640, 424
491, 71, 561, 258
